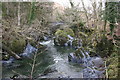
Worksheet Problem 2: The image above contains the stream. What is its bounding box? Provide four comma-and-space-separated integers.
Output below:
2, 23, 105, 79
2, 40, 83, 79
39, 40, 83, 78
2, 39, 105, 79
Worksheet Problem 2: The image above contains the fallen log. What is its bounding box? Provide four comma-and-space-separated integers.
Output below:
2, 44, 21, 59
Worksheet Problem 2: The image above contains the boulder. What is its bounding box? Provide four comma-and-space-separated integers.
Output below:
10, 38, 26, 54
54, 27, 75, 46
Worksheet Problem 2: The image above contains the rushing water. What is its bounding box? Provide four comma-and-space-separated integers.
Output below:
2, 40, 84, 79
2, 37, 105, 79
39, 40, 83, 78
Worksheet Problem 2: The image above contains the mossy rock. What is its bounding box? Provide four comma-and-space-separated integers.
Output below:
10, 38, 26, 54
64, 28, 75, 37
55, 29, 68, 38
54, 27, 75, 46
55, 27, 75, 37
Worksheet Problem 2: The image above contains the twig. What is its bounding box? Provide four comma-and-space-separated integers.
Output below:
12, 70, 29, 78
30, 51, 37, 79
105, 61, 108, 79
30, 43, 44, 79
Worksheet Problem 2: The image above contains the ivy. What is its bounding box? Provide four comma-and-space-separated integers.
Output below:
105, 2, 120, 34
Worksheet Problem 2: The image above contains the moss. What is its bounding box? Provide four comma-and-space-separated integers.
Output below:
107, 57, 118, 78
78, 32, 88, 37
10, 38, 26, 54
72, 39, 79, 47
108, 69, 114, 77
64, 28, 75, 37
55, 29, 68, 38
55, 28, 75, 37
74, 48, 84, 58
54, 28, 75, 46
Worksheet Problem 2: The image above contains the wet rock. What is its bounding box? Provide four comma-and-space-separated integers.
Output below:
83, 65, 105, 78
68, 53, 83, 63
91, 57, 104, 68
74, 48, 86, 58
2, 57, 15, 66
83, 68, 99, 78
68, 47, 92, 64
2, 56, 22, 69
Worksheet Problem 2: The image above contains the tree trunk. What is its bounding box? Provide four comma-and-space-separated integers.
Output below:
18, 2, 20, 26
6, 2, 9, 15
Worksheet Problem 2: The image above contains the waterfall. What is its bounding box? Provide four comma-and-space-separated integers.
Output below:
2, 57, 15, 66
80, 49, 89, 67
40, 40, 52, 45
64, 35, 74, 47
85, 52, 90, 59
21, 43, 37, 58
67, 35, 74, 40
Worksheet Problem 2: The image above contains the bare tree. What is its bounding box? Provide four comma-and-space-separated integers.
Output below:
18, 2, 20, 26
81, 0, 89, 27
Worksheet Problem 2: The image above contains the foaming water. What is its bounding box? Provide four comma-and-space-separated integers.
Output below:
39, 40, 83, 78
